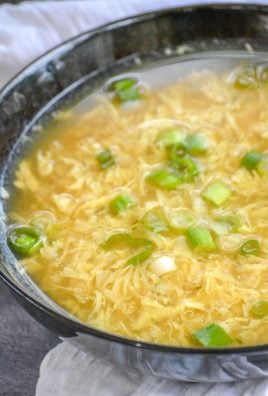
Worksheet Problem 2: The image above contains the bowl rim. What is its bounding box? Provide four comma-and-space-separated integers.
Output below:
1, 1, 268, 355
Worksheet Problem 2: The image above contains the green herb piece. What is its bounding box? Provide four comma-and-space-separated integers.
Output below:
202, 181, 232, 207
103, 233, 154, 266
110, 194, 136, 215
29, 212, 57, 238
142, 207, 169, 234
169, 210, 196, 232
250, 301, 268, 318
127, 245, 154, 266
147, 168, 182, 190
218, 215, 241, 233
96, 149, 115, 170
192, 324, 232, 347
110, 78, 137, 92
241, 150, 263, 171
108, 77, 141, 103
233, 65, 257, 90
186, 227, 216, 252
7, 225, 44, 257
239, 239, 260, 256
186, 133, 209, 155
156, 128, 185, 149
116, 86, 141, 103
170, 155, 199, 183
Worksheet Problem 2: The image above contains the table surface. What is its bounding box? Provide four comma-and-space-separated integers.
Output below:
0, 283, 59, 396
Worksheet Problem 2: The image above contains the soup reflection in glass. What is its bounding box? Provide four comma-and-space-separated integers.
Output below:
6, 58, 268, 348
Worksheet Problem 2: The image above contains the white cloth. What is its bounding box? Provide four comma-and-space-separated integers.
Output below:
1, 1, 268, 395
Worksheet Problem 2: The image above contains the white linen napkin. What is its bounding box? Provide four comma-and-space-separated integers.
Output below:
1, 1, 268, 395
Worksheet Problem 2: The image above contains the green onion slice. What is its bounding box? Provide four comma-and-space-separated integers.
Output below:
108, 77, 137, 92
186, 133, 209, 155
202, 181, 232, 207
241, 150, 263, 171
217, 215, 241, 233
7, 225, 44, 257
169, 210, 196, 232
232, 65, 257, 90
110, 194, 136, 215
103, 233, 154, 266
156, 128, 185, 149
96, 149, 115, 170
186, 227, 216, 252
142, 207, 169, 234
29, 211, 57, 238
239, 239, 260, 256
107, 77, 141, 103
250, 301, 268, 318
147, 168, 182, 190
170, 155, 199, 183
192, 324, 232, 347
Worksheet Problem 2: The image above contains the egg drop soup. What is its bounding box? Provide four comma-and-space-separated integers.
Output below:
6, 59, 268, 348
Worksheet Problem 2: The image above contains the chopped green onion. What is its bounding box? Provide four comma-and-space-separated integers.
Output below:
156, 128, 185, 148
29, 211, 57, 238
239, 239, 260, 256
110, 194, 136, 215
233, 65, 257, 90
109, 77, 137, 92
7, 225, 44, 257
116, 86, 141, 103
218, 215, 241, 233
202, 181, 232, 207
169, 210, 196, 232
96, 149, 115, 170
241, 150, 263, 171
186, 227, 216, 252
142, 207, 169, 233
250, 301, 268, 318
127, 245, 154, 266
147, 168, 182, 190
170, 155, 199, 183
107, 77, 141, 103
186, 133, 209, 155
192, 324, 232, 347
103, 232, 154, 266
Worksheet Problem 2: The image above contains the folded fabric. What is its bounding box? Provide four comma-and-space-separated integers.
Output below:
1, 1, 268, 395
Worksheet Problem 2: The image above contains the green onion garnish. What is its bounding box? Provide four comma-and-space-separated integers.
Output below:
107, 77, 141, 103
96, 149, 115, 170
156, 128, 185, 148
218, 215, 241, 233
109, 78, 137, 92
169, 210, 196, 232
142, 207, 169, 234
192, 324, 232, 347
250, 301, 268, 318
239, 239, 260, 256
186, 227, 216, 252
110, 194, 136, 215
186, 133, 209, 155
103, 232, 154, 266
241, 150, 263, 171
7, 225, 44, 257
29, 212, 57, 238
202, 181, 232, 207
233, 65, 257, 90
147, 168, 182, 190
170, 155, 199, 183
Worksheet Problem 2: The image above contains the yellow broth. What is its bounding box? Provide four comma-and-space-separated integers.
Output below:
7, 63, 268, 347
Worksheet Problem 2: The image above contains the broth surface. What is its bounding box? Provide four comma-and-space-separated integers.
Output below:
7, 59, 268, 347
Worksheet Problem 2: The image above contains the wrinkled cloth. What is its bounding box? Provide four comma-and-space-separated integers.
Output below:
1, 1, 268, 395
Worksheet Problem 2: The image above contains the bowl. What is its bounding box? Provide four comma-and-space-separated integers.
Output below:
0, 2, 268, 382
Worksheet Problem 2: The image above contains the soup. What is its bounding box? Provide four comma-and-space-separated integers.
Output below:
5, 59, 268, 347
